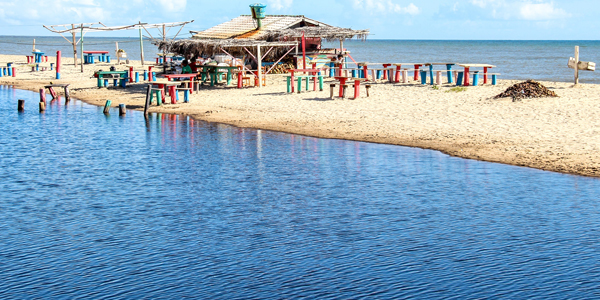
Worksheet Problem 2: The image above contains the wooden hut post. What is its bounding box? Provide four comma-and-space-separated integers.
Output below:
339, 39, 345, 68
80, 24, 84, 73
139, 26, 145, 66
71, 24, 78, 68
116, 42, 120, 65
257, 45, 262, 89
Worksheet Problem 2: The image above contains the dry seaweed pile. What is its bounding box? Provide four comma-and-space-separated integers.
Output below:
494, 80, 558, 101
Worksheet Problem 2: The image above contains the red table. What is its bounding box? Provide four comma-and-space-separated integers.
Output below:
288, 68, 320, 93
392, 63, 424, 82
164, 73, 199, 93
458, 64, 496, 86
334, 76, 366, 99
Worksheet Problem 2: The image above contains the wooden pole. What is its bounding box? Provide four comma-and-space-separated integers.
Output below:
301, 32, 306, 71
39, 88, 46, 103
39, 101, 46, 112
119, 104, 126, 115
72, 24, 78, 68
139, 27, 145, 66
257, 45, 262, 89
162, 24, 166, 73
64, 86, 70, 101
144, 84, 151, 115
574, 45, 580, 86
80, 24, 84, 73
340, 39, 345, 68
32, 39, 35, 51
116, 42, 120, 65
18, 99, 25, 111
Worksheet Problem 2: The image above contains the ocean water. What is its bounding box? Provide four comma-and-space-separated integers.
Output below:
2, 36, 599, 83
1, 86, 600, 299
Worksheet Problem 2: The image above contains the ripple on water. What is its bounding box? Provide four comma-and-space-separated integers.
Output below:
0, 86, 600, 298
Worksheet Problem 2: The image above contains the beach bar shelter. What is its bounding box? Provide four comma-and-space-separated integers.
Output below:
157, 38, 298, 88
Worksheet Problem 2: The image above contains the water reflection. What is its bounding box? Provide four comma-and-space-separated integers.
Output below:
1, 86, 600, 299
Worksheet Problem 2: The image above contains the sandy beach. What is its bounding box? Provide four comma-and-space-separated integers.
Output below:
2, 53, 599, 177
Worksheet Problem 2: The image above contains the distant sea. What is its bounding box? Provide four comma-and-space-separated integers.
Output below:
1, 36, 599, 84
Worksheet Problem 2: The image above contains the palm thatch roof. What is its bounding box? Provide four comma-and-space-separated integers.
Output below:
264, 27, 369, 42
191, 15, 330, 40
155, 38, 298, 59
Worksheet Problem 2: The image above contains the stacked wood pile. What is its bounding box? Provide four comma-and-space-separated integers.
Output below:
494, 80, 558, 102
269, 63, 295, 74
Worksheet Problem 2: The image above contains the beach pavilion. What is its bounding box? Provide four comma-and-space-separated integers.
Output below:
157, 4, 368, 87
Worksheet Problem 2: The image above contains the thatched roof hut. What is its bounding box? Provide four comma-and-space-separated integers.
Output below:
156, 39, 298, 59
190, 15, 330, 40
264, 27, 370, 42
155, 7, 368, 62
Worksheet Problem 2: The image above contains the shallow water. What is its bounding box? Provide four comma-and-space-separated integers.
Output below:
1, 86, 600, 299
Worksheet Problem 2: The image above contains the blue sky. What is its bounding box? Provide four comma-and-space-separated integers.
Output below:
0, 0, 597, 39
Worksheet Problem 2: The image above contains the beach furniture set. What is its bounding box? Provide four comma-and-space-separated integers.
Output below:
84, 51, 111, 64
1, 63, 16, 77
198, 65, 239, 87
147, 73, 202, 106
27, 52, 48, 64
41, 84, 71, 102
286, 68, 324, 93
155, 53, 183, 65
324, 62, 499, 86
125, 65, 157, 83
96, 71, 129, 88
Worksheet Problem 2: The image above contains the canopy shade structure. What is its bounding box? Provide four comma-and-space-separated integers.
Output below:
264, 27, 370, 42
43, 21, 193, 71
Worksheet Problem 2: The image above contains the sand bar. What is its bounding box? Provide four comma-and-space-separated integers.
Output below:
2, 54, 599, 177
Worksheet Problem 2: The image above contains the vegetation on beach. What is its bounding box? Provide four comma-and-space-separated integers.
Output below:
446, 87, 467, 93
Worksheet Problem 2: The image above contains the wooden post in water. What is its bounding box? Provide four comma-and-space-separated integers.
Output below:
48, 87, 57, 99
103, 100, 111, 114
39, 88, 46, 103
144, 84, 151, 115
119, 104, 126, 115
39, 101, 46, 112
64, 86, 70, 102
18, 99, 25, 111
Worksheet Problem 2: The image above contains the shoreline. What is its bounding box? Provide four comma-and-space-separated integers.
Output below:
2, 54, 599, 178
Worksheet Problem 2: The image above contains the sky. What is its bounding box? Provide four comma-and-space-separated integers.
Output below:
0, 0, 598, 40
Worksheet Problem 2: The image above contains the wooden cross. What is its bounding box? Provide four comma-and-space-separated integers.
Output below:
568, 46, 595, 86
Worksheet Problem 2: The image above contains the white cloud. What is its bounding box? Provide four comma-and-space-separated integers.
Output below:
519, 2, 570, 20
155, 0, 186, 13
468, 0, 570, 21
353, 0, 420, 15
470, 0, 502, 8
267, 0, 293, 11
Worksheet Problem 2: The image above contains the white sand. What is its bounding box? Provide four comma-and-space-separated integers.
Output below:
2, 53, 599, 177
